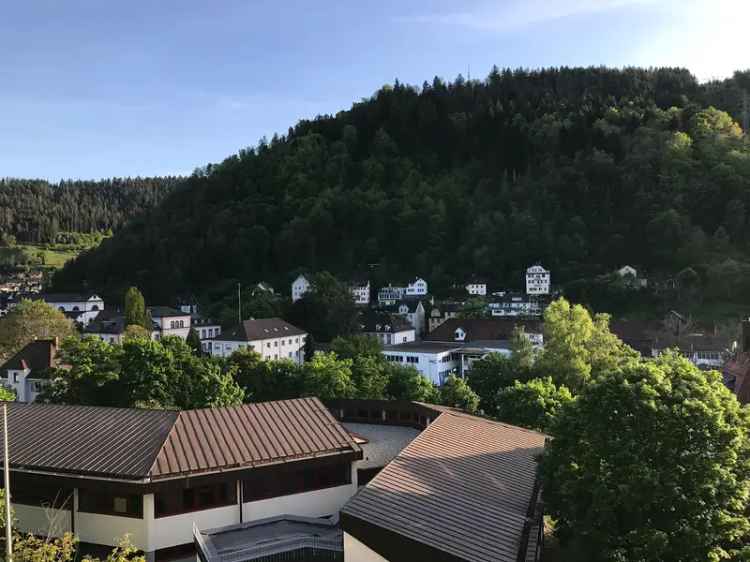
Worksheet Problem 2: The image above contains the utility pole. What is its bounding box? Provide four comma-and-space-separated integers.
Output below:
3, 404, 12, 562
743, 91, 748, 136
237, 283, 242, 326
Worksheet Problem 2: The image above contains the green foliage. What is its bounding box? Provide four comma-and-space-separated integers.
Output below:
50, 67, 750, 305
186, 328, 202, 354
330, 334, 382, 361
0, 177, 177, 244
495, 377, 573, 432
0, 300, 77, 362
439, 374, 480, 413
0, 387, 15, 401
385, 364, 439, 402
541, 352, 750, 561
301, 352, 356, 400
123, 287, 150, 330
458, 297, 489, 319
286, 272, 361, 342
41, 336, 243, 409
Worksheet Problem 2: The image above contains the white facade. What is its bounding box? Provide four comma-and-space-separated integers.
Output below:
382, 345, 458, 385
3, 368, 45, 402
364, 328, 415, 347
194, 322, 222, 341
488, 294, 542, 317
405, 278, 428, 297
47, 295, 104, 326
350, 281, 370, 306
208, 334, 306, 362
397, 302, 426, 336
149, 311, 192, 340
465, 283, 487, 296
525, 265, 550, 295
292, 275, 311, 302
377, 285, 405, 305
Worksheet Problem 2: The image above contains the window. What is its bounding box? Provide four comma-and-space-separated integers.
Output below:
288, 352, 293, 358
11, 481, 72, 509
406, 356, 418, 364
242, 461, 350, 502
79, 489, 143, 518
274, 341, 278, 347
155, 482, 235, 518
267, 343, 271, 348
295, 337, 299, 343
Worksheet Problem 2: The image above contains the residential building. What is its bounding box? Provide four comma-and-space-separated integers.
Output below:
427, 301, 462, 333
192, 316, 222, 342
653, 333, 731, 369
488, 291, 542, 317
616, 265, 648, 288
465, 281, 487, 296
339, 403, 546, 562
350, 280, 370, 306
17, 292, 104, 326
405, 277, 428, 297
381, 341, 461, 385
396, 299, 426, 336
291, 274, 311, 302
362, 314, 416, 346
377, 285, 405, 306
525, 265, 550, 295
0, 338, 57, 402
147, 306, 192, 340
84, 312, 127, 344
206, 318, 306, 362
1, 398, 361, 562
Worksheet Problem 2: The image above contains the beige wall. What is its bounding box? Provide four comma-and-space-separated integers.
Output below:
344, 532, 390, 562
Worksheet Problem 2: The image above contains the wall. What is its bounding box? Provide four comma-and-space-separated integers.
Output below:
13, 503, 72, 537
344, 532, 390, 562
242, 482, 356, 522
209, 335, 305, 362
76, 511, 148, 551
382, 350, 457, 385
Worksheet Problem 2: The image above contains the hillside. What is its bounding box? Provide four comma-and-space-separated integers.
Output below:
0, 177, 181, 244
50, 67, 750, 310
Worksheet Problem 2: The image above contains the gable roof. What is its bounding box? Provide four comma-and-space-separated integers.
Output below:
362, 312, 413, 333
0, 339, 58, 373
212, 318, 306, 342
26, 292, 101, 303
427, 318, 543, 342
0, 398, 359, 482
341, 410, 546, 562
147, 306, 188, 318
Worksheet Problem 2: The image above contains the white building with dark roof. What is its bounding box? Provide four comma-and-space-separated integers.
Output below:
350, 280, 371, 306
18, 292, 104, 326
148, 306, 192, 339
525, 265, 550, 295
292, 274, 311, 302
0, 338, 58, 402
206, 317, 307, 361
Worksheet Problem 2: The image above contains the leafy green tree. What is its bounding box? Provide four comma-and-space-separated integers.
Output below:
301, 352, 355, 400
465, 353, 519, 416
349, 356, 389, 399
0, 300, 76, 362
330, 334, 382, 361
458, 298, 489, 319
286, 272, 360, 342
495, 377, 573, 432
227, 348, 304, 402
122, 324, 150, 340
0, 387, 15, 401
385, 364, 438, 402
123, 286, 150, 330
541, 352, 750, 561
186, 328, 202, 354
439, 374, 480, 412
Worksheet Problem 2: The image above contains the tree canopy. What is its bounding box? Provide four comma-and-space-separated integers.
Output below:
0, 300, 77, 362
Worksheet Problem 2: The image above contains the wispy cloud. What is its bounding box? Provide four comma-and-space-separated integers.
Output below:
396, 0, 657, 32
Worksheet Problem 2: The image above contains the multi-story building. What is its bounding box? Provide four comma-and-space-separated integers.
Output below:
525, 265, 550, 295
427, 302, 462, 333
405, 277, 428, 297
465, 281, 487, 296
2, 399, 362, 562
291, 274, 311, 302
377, 285, 405, 306
0, 338, 57, 402
206, 318, 307, 362
192, 316, 222, 343
349, 280, 370, 306
16, 292, 104, 326
362, 314, 415, 346
488, 291, 543, 317
147, 306, 192, 339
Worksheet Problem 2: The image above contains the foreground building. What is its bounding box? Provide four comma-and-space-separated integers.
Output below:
2, 398, 361, 561
206, 318, 306, 362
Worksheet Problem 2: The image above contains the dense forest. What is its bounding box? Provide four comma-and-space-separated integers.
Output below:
0, 177, 181, 243
50, 66, 750, 306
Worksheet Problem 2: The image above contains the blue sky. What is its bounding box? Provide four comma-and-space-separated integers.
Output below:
1, 0, 747, 180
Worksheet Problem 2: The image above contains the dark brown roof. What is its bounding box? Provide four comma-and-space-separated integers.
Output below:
211, 318, 306, 342
0, 339, 58, 373
1, 398, 358, 482
342, 411, 546, 562
426, 318, 543, 343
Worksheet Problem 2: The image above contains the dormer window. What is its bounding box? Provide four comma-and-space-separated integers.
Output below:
454, 328, 466, 341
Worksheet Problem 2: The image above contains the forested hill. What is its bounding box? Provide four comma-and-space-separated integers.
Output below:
0, 177, 182, 243
51, 67, 750, 304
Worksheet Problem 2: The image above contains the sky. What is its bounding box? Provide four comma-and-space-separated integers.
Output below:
1, 0, 748, 180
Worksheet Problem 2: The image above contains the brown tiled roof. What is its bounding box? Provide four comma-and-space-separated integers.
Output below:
0, 398, 359, 482
426, 318, 543, 342
342, 411, 546, 562
0, 339, 58, 373
150, 398, 359, 479
210, 318, 306, 342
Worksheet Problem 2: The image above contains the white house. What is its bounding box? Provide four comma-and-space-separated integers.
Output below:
465, 282, 487, 296
147, 306, 192, 340
362, 314, 416, 346
488, 292, 543, 317
405, 278, 428, 297
396, 300, 426, 336
192, 316, 222, 342
206, 318, 307, 362
350, 280, 370, 306
291, 275, 311, 302
0, 338, 58, 402
23, 293, 104, 326
382, 342, 460, 385
427, 302, 463, 333
377, 285, 405, 306
525, 265, 550, 295
3, 399, 362, 562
